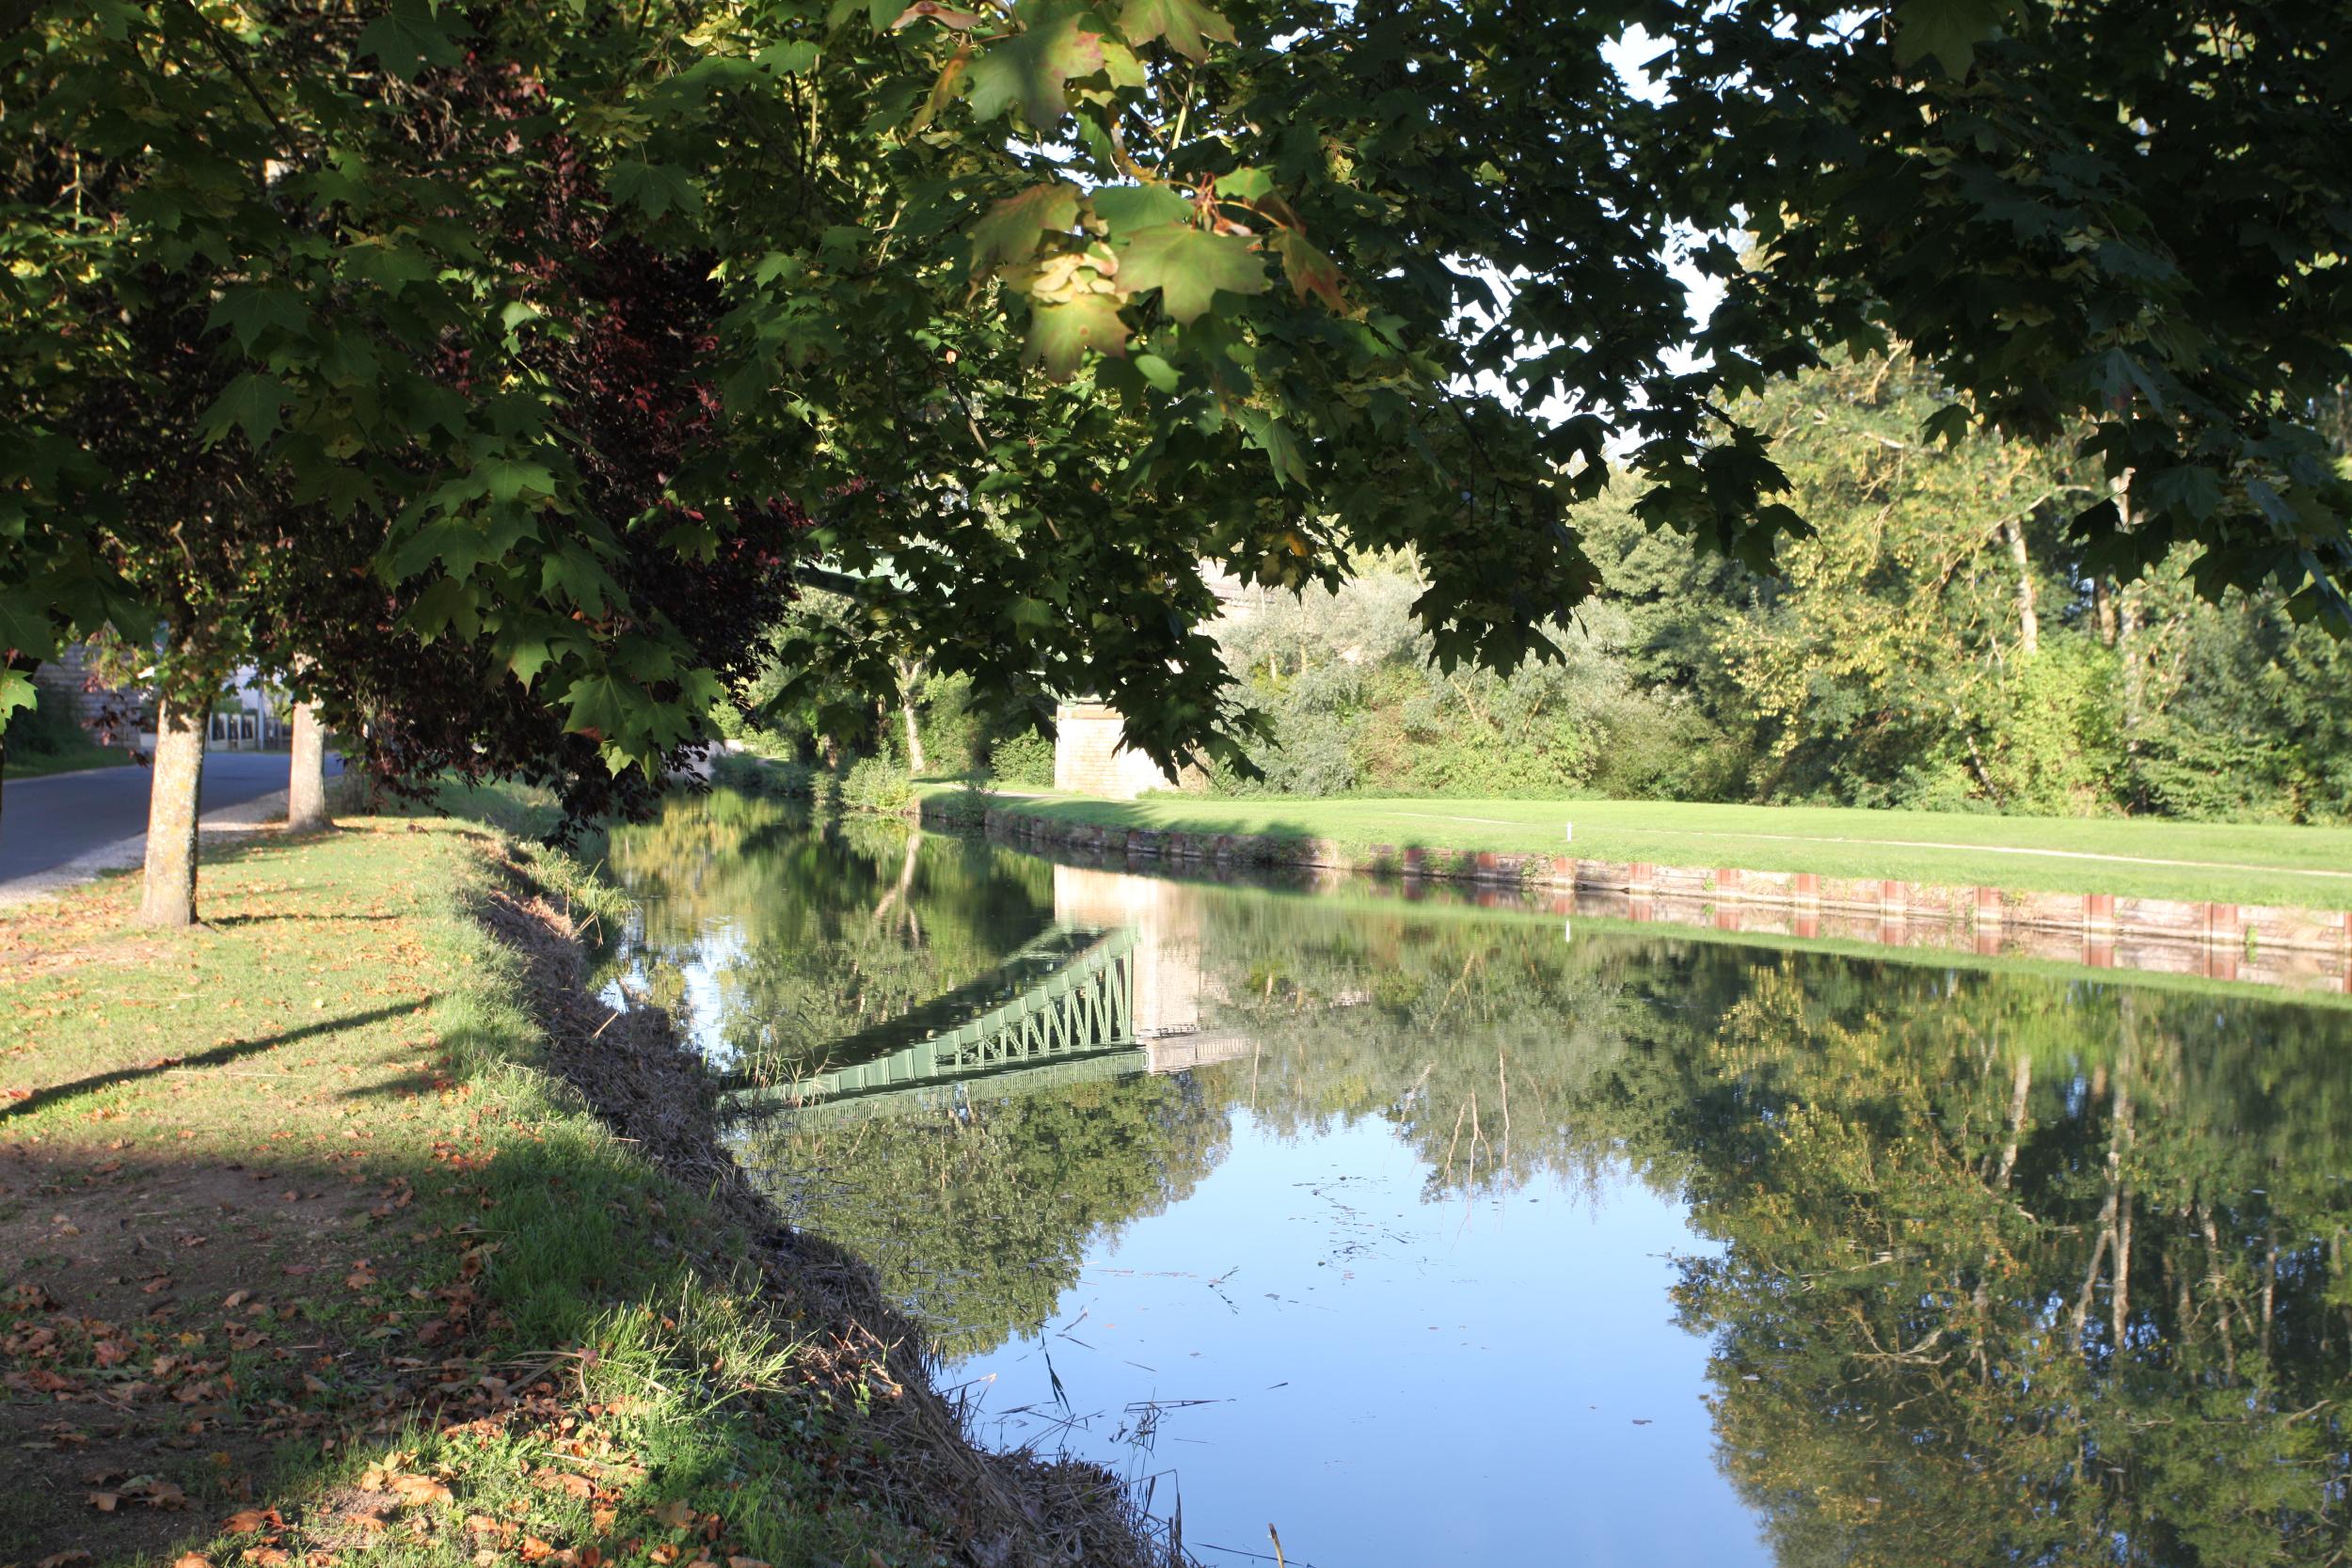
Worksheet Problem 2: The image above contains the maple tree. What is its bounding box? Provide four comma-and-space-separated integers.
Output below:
2, 0, 2345, 841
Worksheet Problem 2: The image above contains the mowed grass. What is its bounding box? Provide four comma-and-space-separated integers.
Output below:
948, 791, 2352, 909
0, 815, 947, 1568
3, 740, 136, 781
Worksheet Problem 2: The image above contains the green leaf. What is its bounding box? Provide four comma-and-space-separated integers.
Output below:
610, 160, 703, 219
966, 12, 1104, 126
0, 668, 37, 723
1272, 228, 1343, 309
481, 457, 558, 505
1090, 183, 1193, 235
1920, 402, 1973, 447
356, 0, 465, 80
406, 574, 481, 643
1114, 224, 1267, 324
0, 590, 57, 659
562, 670, 635, 739
204, 287, 308, 353
756, 40, 822, 71
202, 373, 292, 448
1119, 0, 1232, 60
1133, 352, 1180, 392
1239, 408, 1307, 488
969, 182, 1083, 275
505, 638, 557, 689
542, 549, 617, 617
1024, 294, 1129, 380
1891, 0, 2013, 78
1212, 166, 1272, 200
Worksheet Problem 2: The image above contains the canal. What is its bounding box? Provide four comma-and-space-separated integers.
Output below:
606, 788, 2352, 1567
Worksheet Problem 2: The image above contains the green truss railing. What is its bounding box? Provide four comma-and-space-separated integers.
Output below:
725, 924, 1138, 1116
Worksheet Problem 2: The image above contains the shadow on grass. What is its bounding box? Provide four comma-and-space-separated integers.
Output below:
0, 997, 434, 1122
0, 1111, 1048, 1567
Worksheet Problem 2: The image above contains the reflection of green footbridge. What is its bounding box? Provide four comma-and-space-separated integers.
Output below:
725, 924, 1251, 1125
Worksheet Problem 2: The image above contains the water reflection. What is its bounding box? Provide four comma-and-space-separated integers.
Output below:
609, 792, 2352, 1567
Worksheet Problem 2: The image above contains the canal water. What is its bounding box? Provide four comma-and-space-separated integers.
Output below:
607, 790, 2352, 1567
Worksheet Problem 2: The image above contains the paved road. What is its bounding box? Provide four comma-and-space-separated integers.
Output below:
0, 752, 341, 883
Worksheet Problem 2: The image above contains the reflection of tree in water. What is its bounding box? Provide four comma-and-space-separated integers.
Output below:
1189, 890, 2352, 1561
1666, 962, 2352, 1567
605, 810, 2352, 1555
1186, 895, 1703, 1202
604, 791, 1054, 1071
743, 1073, 1231, 1360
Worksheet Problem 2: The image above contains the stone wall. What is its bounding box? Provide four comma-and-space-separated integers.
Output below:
938, 799, 2352, 997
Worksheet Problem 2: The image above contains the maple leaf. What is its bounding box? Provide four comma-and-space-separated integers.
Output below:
1113, 224, 1268, 323
1024, 296, 1128, 381
967, 183, 1082, 277
1273, 229, 1344, 310
965, 13, 1104, 126
1119, 0, 1233, 60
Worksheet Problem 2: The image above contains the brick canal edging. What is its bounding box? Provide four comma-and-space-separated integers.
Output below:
929, 800, 2352, 995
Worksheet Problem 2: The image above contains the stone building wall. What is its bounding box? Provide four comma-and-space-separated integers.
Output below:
1053, 700, 1184, 800
28, 646, 118, 735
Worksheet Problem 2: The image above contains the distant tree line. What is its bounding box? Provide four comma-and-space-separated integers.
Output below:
1205, 355, 2352, 820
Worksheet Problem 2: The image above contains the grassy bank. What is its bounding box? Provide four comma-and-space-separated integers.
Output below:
0, 804, 1140, 1567
938, 791, 2352, 910
3, 740, 135, 781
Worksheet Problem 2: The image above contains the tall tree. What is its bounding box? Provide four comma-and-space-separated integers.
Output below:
3, 0, 2346, 852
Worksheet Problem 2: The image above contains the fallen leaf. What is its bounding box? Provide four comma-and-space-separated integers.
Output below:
87, 1492, 119, 1513
222, 1508, 273, 1532
388, 1473, 453, 1509
173, 1556, 214, 1568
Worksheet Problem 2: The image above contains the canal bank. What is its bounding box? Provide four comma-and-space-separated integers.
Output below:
918, 792, 2352, 992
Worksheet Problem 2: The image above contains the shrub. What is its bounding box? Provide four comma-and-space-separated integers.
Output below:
3, 695, 88, 759
988, 730, 1055, 788
839, 753, 914, 815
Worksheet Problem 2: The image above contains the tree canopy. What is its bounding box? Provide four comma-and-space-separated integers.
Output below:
5, 0, 2346, 788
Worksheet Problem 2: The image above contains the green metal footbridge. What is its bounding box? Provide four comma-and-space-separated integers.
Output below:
723, 924, 1146, 1122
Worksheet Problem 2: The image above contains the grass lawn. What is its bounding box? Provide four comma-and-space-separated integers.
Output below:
942, 790, 2352, 910
0, 810, 1009, 1568
4, 741, 136, 781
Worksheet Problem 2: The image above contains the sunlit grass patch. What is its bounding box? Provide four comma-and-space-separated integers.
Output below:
0, 814, 953, 1568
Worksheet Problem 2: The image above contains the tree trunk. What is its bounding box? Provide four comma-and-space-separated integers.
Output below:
896, 659, 927, 775
286, 702, 333, 832
2003, 518, 2041, 657
138, 696, 205, 928
900, 689, 927, 775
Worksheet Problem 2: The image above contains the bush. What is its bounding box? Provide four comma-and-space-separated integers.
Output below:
708, 752, 817, 799
3, 695, 88, 759
988, 730, 1055, 788
839, 753, 914, 815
